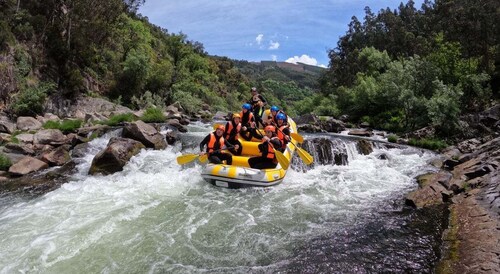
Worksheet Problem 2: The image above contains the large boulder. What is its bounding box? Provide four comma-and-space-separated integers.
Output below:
89, 137, 145, 175
8, 156, 49, 176
16, 116, 42, 131
122, 121, 167, 149
356, 140, 373, 155
44, 96, 132, 118
318, 117, 346, 133
33, 129, 66, 145
295, 113, 318, 125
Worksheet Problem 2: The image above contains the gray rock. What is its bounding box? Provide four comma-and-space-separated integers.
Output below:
41, 145, 71, 166
16, 116, 42, 131
89, 137, 145, 175
9, 156, 49, 176
122, 121, 167, 149
33, 129, 66, 145
0, 115, 16, 134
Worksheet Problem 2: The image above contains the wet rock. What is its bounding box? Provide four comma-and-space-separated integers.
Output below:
348, 129, 372, 137
356, 139, 373, 155
8, 156, 49, 176
77, 125, 112, 138
318, 117, 346, 133
165, 131, 178, 145
89, 137, 145, 175
71, 143, 91, 158
166, 119, 188, 133
122, 121, 167, 149
16, 116, 42, 131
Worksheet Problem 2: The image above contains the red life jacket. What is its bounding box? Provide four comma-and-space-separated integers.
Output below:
207, 133, 224, 153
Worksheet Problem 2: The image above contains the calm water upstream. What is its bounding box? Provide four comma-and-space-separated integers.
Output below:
0, 123, 447, 273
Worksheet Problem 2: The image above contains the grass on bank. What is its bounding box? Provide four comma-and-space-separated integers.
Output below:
140, 107, 165, 123
96, 113, 136, 126
43, 119, 83, 133
408, 138, 448, 151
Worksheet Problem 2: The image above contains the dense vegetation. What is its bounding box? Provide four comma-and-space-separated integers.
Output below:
0, 0, 498, 140
311, 0, 498, 138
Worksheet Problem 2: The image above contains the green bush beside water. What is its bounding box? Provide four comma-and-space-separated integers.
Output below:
43, 119, 83, 133
97, 113, 136, 126
140, 107, 165, 123
0, 153, 12, 171
408, 138, 448, 151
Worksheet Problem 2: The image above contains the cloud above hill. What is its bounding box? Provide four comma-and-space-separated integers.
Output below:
285, 54, 326, 67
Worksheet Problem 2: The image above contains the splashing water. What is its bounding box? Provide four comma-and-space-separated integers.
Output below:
0, 125, 444, 273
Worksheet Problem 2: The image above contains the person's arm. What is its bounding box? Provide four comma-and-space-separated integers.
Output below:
200, 135, 210, 152
259, 94, 267, 105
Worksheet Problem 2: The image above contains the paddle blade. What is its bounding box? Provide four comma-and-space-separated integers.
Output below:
275, 151, 290, 170
176, 154, 199, 165
199, 154, 208, 163
290, 133, 304, 143
297, 147, 314, 165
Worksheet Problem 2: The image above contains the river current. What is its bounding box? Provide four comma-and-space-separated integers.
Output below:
0, 123, 446, 273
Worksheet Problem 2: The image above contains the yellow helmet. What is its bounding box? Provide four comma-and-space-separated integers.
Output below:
232, 113, 241, 118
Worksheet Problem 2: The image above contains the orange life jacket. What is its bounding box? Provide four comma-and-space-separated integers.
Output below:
207, 133, 224, 153
263, 137, 280, 160
276, 125, 288, 148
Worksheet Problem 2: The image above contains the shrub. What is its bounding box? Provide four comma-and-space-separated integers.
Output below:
43, 119, 83, 133
140, 107, 165, 123
408, 138, 447, 151
0, 153, 12, 171
387, 134, 398, 143
10, 81, 55, 116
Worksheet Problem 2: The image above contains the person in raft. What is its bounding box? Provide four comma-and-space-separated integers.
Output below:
240, 103, 256, 141
248, 87, 267, 128
274, 113, 291, 150
267, 105, 288, 126
248, 125, 283, 169
224, 113, 243, 155
200, 125, 234, 164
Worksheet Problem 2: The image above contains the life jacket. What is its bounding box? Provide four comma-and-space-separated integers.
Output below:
276, 125, 289, 148
263, 137, 280, 161
225, 121, 241, 140
207, 133, 224, 153
240, 111, 254, 127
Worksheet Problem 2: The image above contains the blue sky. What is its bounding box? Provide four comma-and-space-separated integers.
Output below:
139, 0, 424, 67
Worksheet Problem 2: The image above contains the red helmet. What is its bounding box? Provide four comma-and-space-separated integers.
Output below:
265, 125, 275, 132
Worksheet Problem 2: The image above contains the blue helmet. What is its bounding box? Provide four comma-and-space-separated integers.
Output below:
242, 103, 252, 110
270, 105, 279, 112
276, 113, 286, 121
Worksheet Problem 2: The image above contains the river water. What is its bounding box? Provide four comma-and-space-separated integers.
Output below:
0, 123, 447, 273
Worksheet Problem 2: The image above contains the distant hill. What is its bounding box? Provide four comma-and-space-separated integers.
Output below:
233, 60, 325, 90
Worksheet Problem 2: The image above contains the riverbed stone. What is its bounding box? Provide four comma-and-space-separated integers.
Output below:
8, 156, 49, 176
89, 137, 145, 175
122, 120, 167, 149
34, 129, 66, 145
41, 145, 71, 166
16, 116, 42, 131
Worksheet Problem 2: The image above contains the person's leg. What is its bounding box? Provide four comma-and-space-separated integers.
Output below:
208, 154, 222, 164
228, 139, 242, 155
220, 153, 232, 165
248, 156, 261, 168
240, 129, 253, 141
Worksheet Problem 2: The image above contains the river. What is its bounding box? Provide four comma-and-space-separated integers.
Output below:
0, 123, 447, 273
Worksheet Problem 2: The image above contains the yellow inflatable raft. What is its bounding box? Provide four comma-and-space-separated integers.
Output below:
201, 116, 297, 188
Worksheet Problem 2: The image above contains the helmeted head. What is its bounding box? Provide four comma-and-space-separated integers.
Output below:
232, 113, 241, 122
276, 113, 286, 121
216, 124, 225, 131
265, 125, 275, 134
270, 105, 279, 113
251, 87, 257, 93
242, 103, 252, 110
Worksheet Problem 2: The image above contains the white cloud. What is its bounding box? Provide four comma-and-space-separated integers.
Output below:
269, 40, 280, 50
271, 54, 277, 61
255, 34, 264, 45
285, 54, 325, 67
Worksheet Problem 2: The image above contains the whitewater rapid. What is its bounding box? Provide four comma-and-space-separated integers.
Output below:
0, 124, 440, 273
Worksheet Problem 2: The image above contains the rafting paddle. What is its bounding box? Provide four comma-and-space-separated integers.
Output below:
275, 127, 313, 165
275, 150, 290, 170
176, 154, 202, 165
